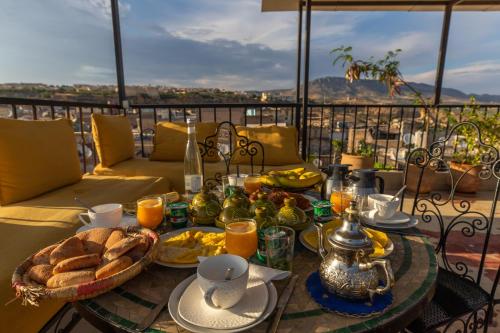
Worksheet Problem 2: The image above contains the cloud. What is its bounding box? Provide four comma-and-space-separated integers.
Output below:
64, 0, 130, 21
76, 65, 115, 82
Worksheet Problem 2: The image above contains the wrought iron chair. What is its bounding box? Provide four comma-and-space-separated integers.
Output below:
401, 121, 499, 332
198, 121, 265, 187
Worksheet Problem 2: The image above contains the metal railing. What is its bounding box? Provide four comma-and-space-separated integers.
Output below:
0, 96, 497, 173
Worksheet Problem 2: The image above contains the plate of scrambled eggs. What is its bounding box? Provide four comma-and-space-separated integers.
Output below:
156, 227, 226, 268
299, 220, 393, 258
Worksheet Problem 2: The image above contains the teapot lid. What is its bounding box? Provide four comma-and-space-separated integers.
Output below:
329, 201, 372, 249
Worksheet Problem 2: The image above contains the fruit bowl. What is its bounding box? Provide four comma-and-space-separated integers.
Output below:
260, 168, 323, 191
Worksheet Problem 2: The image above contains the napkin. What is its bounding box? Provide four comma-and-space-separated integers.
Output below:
197, 256, 290, 283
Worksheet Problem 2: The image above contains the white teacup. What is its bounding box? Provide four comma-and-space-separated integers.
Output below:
368, 194, 400, 219
78, 203, 123, 228
197, 254, 249, 309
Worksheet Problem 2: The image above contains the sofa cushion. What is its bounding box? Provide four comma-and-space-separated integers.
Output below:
233, 125, 302, 166
150, 122, 219, 162
91, 114, 135, 167
94, 158, 321, 192
0, 174, 170, 333
0, 118, 82, 205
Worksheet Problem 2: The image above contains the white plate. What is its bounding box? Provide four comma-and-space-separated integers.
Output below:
360, 210, 419, 230
178, 277, 268, 329
76, 215, 138, 233
299, 226, 394, 258
155, 227, 224, 268
169, 274, 278, 333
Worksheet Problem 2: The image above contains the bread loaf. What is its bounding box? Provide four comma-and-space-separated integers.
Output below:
53, 253, 101, 274
104, 229, 126, 253
32, 244, 57, 265
127, 235, 150, 262
28, 264, 54, 285
103, 237, 140, 261
96, 256, 133, 280
49, 237, 85, 265
76, 228, 113, 255
46, 270, 95, 288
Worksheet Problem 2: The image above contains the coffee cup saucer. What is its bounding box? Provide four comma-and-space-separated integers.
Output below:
178, 276, 269, 330
76, 215, 137, 233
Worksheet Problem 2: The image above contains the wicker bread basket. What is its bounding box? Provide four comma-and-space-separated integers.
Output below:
12, 226, 159, 306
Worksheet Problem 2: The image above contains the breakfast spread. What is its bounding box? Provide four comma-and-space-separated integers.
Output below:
157, 230, 226, 264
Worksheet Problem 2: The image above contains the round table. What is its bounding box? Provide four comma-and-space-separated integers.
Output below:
75, 234, 437, 333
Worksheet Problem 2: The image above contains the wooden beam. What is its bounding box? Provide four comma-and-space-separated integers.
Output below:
301, 0, 312, 160
434, 3, 453, 105
111, 0, 127, 108
295, 0, 303, 131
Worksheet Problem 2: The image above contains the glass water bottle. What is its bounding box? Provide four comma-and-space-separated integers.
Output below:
184, 118, 203, 199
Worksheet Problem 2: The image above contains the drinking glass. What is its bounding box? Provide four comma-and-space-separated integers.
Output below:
330, 188, 353, 215
137, 195, 164, 229
264, 226, 295, 271
243, 173, 261, 194
225, 218, 258, 259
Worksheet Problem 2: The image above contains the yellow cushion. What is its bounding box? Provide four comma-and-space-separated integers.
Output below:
0, 118, 82, 205
0, 174, 170, 332
91, 114, 135, 167
93, 158, 320, 193
150, 122, 219, 162
233, 125, 302, 166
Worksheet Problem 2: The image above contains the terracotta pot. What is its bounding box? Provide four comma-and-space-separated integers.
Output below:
405, 164, 434, 194
340, 154, 374, 170
449, 162, 482, 194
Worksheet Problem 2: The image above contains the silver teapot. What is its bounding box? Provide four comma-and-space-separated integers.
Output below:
314, 201, 394, 302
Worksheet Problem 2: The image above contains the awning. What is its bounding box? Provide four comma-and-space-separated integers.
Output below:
262, 0, 500, 12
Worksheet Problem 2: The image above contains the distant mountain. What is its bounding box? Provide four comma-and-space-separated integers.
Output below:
263, 76, 500, 104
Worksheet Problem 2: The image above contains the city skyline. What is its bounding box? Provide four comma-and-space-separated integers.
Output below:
1, 0, 500, 94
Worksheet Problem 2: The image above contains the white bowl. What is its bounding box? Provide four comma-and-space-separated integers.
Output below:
368, 194, 400, 220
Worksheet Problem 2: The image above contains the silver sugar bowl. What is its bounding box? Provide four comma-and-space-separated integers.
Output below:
314, 201, 394, 302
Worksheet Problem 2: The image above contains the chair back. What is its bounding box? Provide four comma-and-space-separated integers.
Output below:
401, 121, 499, 285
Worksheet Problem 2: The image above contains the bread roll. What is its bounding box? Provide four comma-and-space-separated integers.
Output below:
50, 237, 85, 265
96, 256, 133, 280
127, 235, 150, 262
76, 228, 113, 255
46, 270, 95, 288
53, 253, 101, 274
103, 237, 140, 261
104, 229, 126, 253
28, 264, 54, 285
32, 244, 57, 265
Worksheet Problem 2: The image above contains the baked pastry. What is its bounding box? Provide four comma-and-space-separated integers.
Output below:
103, 237, 140, 261
96, 256, 133, 280
46, 270, 95, 288
76, 228, 113, 255
127, 235, 150, 262
32, 244, 57, 265
28, 264, 54, 285
49, 237, 85, 265
53, 253, 101, 274
104, 229, 126, 253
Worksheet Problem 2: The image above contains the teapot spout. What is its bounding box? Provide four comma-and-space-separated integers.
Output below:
314, 222, 328, 260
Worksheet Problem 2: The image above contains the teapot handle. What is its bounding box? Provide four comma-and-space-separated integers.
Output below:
359, 259, 394, 302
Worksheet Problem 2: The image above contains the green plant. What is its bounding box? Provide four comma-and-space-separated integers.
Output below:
355, 139, 374, 157
447, 97, 500, 165
332, 139, 343, 162
373, 161, 395, 171
331, 46, 434, 143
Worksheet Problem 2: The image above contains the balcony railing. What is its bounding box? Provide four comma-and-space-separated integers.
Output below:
0, 96, 498, 173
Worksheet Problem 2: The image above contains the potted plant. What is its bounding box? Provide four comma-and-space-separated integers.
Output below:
341, 139, 375, 169
447, 98, 500, 194
332, 139, 343, 164
404, 149, 435, 194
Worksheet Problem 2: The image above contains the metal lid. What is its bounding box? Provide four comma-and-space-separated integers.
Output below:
328, 201, 372, 249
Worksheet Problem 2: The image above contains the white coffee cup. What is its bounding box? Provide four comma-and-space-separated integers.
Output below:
78, 203, 123, 228
197, 254, 249, 309
368, 194, 400, 220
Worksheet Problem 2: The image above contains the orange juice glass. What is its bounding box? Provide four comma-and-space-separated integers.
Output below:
225, 219, 258, 259
243, 174, 261, 194
137, 196, 164, 229
330, 191, 353, 214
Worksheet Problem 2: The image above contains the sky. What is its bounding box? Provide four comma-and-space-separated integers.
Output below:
0, 0, 500, 96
